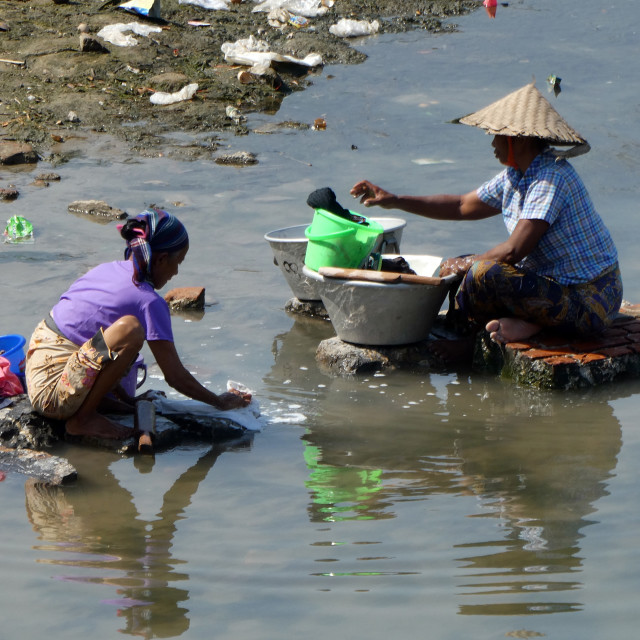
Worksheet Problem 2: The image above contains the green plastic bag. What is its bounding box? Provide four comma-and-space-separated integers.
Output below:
3, 215, 34, 244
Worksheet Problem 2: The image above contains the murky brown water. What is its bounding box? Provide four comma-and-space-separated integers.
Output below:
2, 1, 640, 638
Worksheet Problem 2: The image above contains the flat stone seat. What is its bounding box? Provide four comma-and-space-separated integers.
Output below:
314, 303, 640, 390
475, 312, 640, 389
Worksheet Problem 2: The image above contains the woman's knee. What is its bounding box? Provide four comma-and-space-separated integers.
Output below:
104, 315, 144, 352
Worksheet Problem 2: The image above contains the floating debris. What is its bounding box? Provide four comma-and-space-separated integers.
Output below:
547, 74, 562, 96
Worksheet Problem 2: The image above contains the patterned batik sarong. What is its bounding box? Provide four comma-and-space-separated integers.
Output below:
454, 260, 623, 336
25, 319, 114, 420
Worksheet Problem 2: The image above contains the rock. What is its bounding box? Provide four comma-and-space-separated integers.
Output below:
0, 141, 38, 166
473, 316, 640, 390
284, 297, 329, 319
35, 172, 61, 182
67, 199, 127, 221
164, 286, 205, 311
79, 33, 109, 54
67, 111, 80, 123
215, 151, 258, 166
148, 72, 190, 92
0, 445, 77, 485
316, 336, 445, 375
0, 396, 63, 450
0, 188, 19, 200
0, 394, 252, 455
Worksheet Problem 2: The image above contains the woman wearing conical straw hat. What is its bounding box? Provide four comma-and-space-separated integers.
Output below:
351, 81, 622, 363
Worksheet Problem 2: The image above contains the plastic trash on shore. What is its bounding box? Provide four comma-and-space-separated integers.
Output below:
221, 35, 322, 71
3, 215, 34, 244
179, 0, 231, 10
150, 83, 199, 105
252, 0, 331, 18
119, 0, 161, 18
97, 22, 163, 47
329, 18, 380, 38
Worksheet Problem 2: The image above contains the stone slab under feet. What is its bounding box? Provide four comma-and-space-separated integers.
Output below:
475, 314, 640, 390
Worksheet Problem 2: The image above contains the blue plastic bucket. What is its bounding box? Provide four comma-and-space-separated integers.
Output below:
0, 334, 26, 376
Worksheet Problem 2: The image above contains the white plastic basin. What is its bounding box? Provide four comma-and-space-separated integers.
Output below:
265, 217, 406, 301
303, 255, 458, 346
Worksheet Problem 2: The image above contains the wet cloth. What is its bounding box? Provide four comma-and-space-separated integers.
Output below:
25, 319, 114, 419
455, 259, 623, 336
478, 150, 618, 285
51, 260, 173, 347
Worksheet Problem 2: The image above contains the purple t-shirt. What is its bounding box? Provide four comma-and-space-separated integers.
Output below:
51, 260, 173, 346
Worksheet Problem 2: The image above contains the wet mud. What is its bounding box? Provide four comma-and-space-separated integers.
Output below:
0, 0, 477, 158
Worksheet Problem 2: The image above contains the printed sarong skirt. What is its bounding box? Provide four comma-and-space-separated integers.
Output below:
25, 319, 113, 420
454, 260, 623, 336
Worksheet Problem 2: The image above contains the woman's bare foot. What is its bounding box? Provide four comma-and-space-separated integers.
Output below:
66, 411, 134, 440
486, 318, 541, 344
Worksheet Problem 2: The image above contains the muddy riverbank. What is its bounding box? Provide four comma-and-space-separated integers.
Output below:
0, 0, 477, 159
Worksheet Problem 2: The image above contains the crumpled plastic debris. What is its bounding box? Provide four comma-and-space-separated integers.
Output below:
119, 0, 161, 18
179, 0, 230, 9
97, 22, 163, 47
221, 35, 322, 71
329, 18, 380, 37
547, 74, 562, 97
483, 0, 497, 18
0, 356, 23, 398
267, 7, 309, 29
225, 105, 246, 123
252, 0, 331, 18
3, 215, 34, 244
150, 83, 199, 105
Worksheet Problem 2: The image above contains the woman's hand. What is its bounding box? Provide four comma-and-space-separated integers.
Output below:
439, 255, 477, 277
350, 180, 397, 209
216, 390, 252, 410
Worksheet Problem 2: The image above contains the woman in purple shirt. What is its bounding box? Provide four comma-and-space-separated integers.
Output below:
25, 208, 250, 440
351, 82, 622, 361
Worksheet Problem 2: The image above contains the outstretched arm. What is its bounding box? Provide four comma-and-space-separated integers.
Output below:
350, 180, 500, 221
148, 340, 251, 410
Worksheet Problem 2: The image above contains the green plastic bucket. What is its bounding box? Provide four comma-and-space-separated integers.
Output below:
304, 209, 384, 271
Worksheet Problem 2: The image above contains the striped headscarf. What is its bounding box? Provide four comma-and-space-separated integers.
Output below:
118, 208, 189, 284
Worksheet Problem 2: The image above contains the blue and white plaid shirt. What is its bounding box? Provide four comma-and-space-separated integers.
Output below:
477, 149, 618, 284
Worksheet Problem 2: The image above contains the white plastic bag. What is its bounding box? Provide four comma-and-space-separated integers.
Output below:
252, 0, 329, 18
329, 18, 380, 37
221, 35, 322, 69
97, 22, 162, 47
179, 0, 230, 10
150, 83, 199, 105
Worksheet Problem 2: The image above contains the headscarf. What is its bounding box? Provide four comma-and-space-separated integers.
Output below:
118, 208, 189, 284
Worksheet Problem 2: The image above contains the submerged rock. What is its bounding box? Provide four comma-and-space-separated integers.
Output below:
0, 142, 38, 165
164, 286, 205, 311
0, 394, 252, 455
215, 151, 258, 166
67, 199, 127, 221
0, 187, 19, 200
0, 445, 77, 485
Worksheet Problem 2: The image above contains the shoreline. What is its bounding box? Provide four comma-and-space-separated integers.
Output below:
0, 0, 478, 161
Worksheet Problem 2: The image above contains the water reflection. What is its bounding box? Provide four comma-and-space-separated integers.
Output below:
24, 439, 251, 638
265, 318, 622, 614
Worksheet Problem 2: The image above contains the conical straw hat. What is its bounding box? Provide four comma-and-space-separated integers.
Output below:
456, 81, 588, 150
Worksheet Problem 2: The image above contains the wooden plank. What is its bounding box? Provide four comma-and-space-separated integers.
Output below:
318, 266, 444, 286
